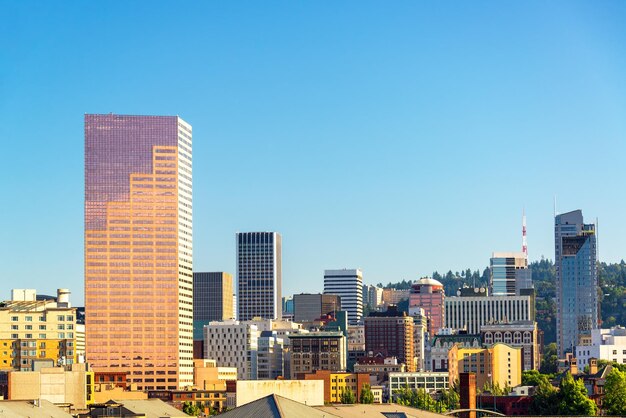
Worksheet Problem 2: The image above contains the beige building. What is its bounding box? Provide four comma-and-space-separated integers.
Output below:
481, 321, 540, 371
448, 343, 522, 390
193, 359, 237, 389
0, 289, 77, 371
235, 380, 324, 407
6, 363, 94, 411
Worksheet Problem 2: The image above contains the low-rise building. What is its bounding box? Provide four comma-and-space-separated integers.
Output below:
576, 327, 626, 369
481, 321, 540, 371
353, 355, 405, 383
388, 371, 449, 401
303, 370, 370, 404
290, 332, 346, 378
148, 385, 227, 414
430, 331, 481, 372
235, 380, 324, 407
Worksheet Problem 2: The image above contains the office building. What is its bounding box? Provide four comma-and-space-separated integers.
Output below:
381, 288, 411, 307
363, 284, 383, 309
324, 269, 363, 325
490, 252, 532, 296
555, 210, 598, 356
576, 327, 626, 368
481, 321, 540, 371
0, 289, 77, 371
293, 293, 341, 323
408, 277, 445, 337
448, 343, 522, 390
388, 372, 449, 400
193, 272, 234, 340
84, 114, 193, 390
237, 232, 282, 320
365, 306, 415, 372
289, 332, 346, 378
303, 370, 370, 404
257, 331, 284, 380
445, 293, 534, 334
203, 320, 259, 380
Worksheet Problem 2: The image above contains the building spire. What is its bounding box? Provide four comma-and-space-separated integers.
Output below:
522, 208, 528, 258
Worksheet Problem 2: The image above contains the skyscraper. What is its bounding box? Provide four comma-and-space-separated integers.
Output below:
555, 209, 598, 356
193, 272, 234, 339
84, 114, 193, 390
489, 252, 532, 296
237, 232, 282, 320
408, 277, 445, 337
324, 269, 363, 325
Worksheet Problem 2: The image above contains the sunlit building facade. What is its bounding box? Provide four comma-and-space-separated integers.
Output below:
84, 114, 193, 390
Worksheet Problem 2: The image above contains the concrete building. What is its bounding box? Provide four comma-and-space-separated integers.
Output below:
409, 278, 445, 337
0, 289, 77, 371
363, 284, 383, 309
576, 327, 626, 368
257, 331, 284, 379
381, 288, 411, 307
290, 332, 346, 378
445, 293, 534, 334
448, 343, 522, 390
365, 306, 415, 371
193, 272, 234, 339
388, 372, 449, 400
555, 210, 598, 356
412, 307, 428, 371
430, 331, 481, 372
84, 114, 194, 390
237, 232, 282, 320
324, 269, 363, 325
235, 380, 324, 407
148, 386, 227, 414
303, 370, 370, 404
193, 359, 237, 388
353, 355, 405, 383
293, 293, 341, 323
481, 321, 540, 371
203, 320, 259, 380
5, 363, 94, 411
490, 252, 533, 296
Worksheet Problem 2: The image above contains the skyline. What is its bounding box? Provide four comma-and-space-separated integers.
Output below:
1, 2, 626, 306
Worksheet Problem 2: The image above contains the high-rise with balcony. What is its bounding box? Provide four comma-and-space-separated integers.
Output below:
324, 269, 363, 325
84, 114, 193, 390
555, 209, 598, 356
237, 232, 282, 320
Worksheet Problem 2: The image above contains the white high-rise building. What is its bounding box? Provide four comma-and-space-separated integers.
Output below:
237, 232, 282, 320
324, 269, 363, 325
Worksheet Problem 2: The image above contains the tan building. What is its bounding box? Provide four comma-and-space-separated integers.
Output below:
193, 359, 237, 389
303, 370, 370, 404
84, 114, 194, 390
481, 321, 540, 371
0, 289, 77, 371
448, 343, 522, 390
235, 380, 324, 407
381, 288, 411, 306
6, 363, 94, 411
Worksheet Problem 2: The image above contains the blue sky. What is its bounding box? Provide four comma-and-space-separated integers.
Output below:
1, 2, 625, 305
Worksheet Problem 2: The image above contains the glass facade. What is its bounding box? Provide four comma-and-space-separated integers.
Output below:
84, 114, 193, 390
555, 210, 598, 356
193, 272, 234, 339
236, 232, 282, 320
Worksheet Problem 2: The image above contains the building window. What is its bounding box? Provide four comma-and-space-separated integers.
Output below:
11, 316, 18, 321
25, 316, 33, 322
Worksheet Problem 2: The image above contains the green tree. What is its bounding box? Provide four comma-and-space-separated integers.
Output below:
359, 384, 374, 404
557, 372, 597, 416
438, 388, 460, 412
522, 370, 552, 387
603, 367, 626, 416
340, 386, 356, 404
182, 401, 201, 416
529, 378, 559, 415
540, 343, 558, 374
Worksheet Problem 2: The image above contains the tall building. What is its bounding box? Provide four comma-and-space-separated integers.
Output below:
408, 277, 445, 337
193, 272, 234, 339
363, 284, 383, 309
203, 320, 259, 380
365, 306, 415, 372
293, 293, 341, 323
490, 252, 532, 296
324, 269, 363, 325
289, 332, 346, 378
237, 232, 282, 321
84, 114, 193, 390
555, 210, 598, 356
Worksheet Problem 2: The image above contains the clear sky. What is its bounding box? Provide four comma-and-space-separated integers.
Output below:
1, 2, 625, 306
